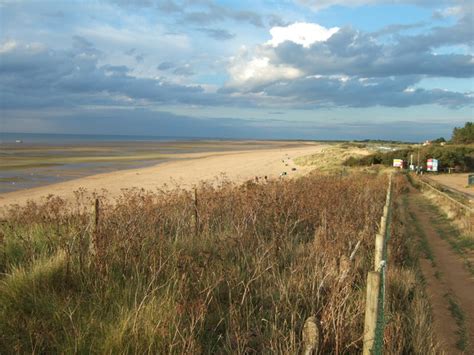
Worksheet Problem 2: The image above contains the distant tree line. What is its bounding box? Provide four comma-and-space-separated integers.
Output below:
429, 122, 474, 145
344, 122, 474, 171
452, 122, 474, 144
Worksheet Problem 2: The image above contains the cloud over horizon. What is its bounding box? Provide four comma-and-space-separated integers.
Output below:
0, 0, 473, 140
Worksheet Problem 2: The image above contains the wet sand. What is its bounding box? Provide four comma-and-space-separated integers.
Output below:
0, 142, 326, 208
0, 140, 296, 193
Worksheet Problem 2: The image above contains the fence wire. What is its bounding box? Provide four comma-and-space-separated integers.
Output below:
373, 177, 392, 355
373, 263, 386, 355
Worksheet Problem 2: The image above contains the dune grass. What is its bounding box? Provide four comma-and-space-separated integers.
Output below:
0, 172, 437, 353
294, 145, 369, 173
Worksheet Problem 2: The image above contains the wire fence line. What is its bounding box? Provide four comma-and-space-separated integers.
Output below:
301, 174, 393, 355
415, 176, 473, 234
417, 177, 472, 213
363, 173, 393, 355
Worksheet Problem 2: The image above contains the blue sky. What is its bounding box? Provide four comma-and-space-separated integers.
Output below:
0, 0, 473, 141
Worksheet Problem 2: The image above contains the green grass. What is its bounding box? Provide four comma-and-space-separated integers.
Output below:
382, 191, 440, 354
445, 293, 469, 351
405, 178, 471, 352
420, 199, 474, 275
406, 176, 474, 275
407, 209, 436, 266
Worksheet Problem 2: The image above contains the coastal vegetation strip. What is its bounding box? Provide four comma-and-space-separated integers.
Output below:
294, 144, 369, 172
0, 172, 436, 353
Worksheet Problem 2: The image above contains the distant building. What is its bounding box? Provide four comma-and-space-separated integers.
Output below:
422, 140, 432, 146
427, 159, 439, 172
393, 159, 404, 168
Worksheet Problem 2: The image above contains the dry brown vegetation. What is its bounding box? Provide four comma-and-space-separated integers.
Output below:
0, 172, 437, 353
294, 145, 369, 173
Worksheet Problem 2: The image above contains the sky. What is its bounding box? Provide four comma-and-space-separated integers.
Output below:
0, 0, 473, 141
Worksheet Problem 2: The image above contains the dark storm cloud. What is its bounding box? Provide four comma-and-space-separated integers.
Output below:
270, 26, 474, 79
1, 32, 472, 112
222, 4, 473, 109
1, 0, 473, 115
256, 76, 472, 108
393, 6, 474, 54
222, 72, 471, 108
0, 41, 234, 110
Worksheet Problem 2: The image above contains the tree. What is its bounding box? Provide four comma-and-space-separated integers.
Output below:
432, 137, 446, 143
451, 122, 474, 144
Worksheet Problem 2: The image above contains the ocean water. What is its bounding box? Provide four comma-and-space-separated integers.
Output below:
0, 132, 204, 145
0, 133, 279, 193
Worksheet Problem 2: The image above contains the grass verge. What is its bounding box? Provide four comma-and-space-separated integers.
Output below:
445, 293, 469, 351
417, 196, 474, 276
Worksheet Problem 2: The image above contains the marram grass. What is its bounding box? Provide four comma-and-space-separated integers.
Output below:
0, 173, 437, 353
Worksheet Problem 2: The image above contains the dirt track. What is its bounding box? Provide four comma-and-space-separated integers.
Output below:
429, 174, 474, 200
407, 187, 474, 353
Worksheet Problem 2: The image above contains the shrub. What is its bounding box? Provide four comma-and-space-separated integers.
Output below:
344, 145, 474, 171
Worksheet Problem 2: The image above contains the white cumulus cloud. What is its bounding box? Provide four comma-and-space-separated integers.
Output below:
227, 22, 339, 89
267, 22, 339, 48
228, 55, 301, 88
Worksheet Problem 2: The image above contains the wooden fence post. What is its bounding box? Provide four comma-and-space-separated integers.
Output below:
302, 316, 319, 355
379, 216, 387, 238
374, 233, 384, 271
363, 271, 381, 355
363, 174, 391, 353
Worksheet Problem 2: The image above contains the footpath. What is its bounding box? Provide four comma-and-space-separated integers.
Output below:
406, 186, 474, 354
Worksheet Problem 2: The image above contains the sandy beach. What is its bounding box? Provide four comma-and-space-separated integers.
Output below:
0, 143, 326, 208
428, 173, 474, 199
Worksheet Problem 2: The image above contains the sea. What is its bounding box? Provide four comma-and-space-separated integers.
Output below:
0, 132, 277, 193
0, 132, 208, 145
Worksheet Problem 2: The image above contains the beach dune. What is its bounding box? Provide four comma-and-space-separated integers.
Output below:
0, 143, 326, 208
